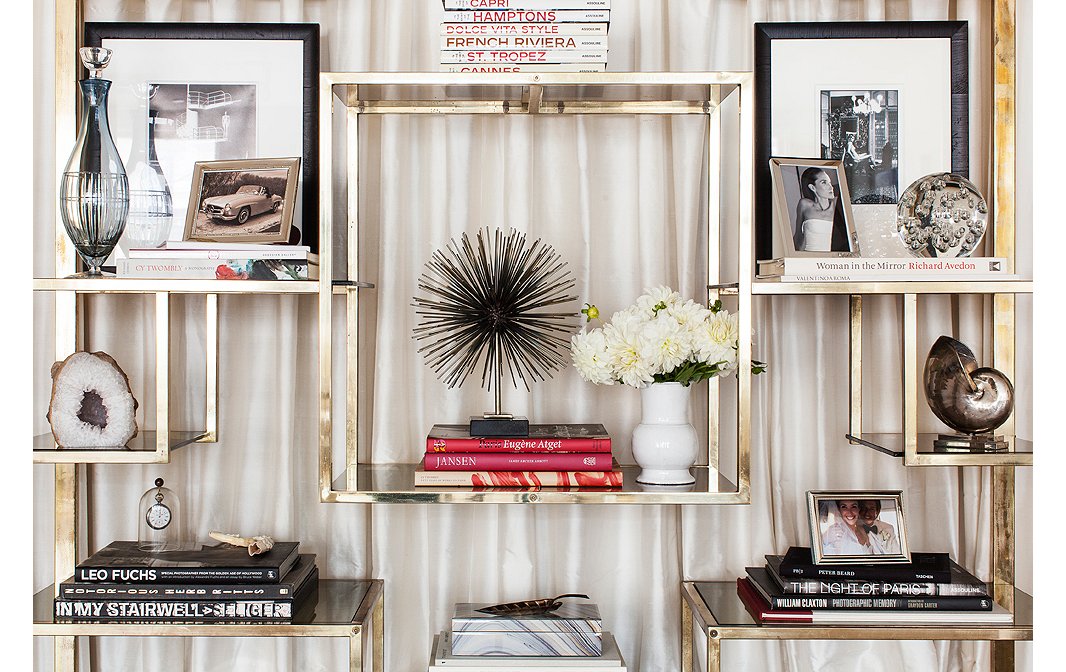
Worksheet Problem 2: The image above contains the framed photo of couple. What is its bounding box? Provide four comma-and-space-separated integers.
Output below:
755, 21, 969, 261
807, 491, 911, 565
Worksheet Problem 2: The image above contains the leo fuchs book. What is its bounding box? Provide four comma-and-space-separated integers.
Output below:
75, 541, 300, 584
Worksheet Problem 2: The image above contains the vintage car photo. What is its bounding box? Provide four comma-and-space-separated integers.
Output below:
185, 158, 300, 243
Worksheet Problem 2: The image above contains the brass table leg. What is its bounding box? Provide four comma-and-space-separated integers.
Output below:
681, 596, 693, 672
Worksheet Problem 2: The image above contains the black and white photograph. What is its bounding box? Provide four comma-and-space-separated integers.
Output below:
770, 158, 858, 256
807, 491, 911, 565
149, 83, 257, 159
820, 89, 899, 205
184, 158, 300, 243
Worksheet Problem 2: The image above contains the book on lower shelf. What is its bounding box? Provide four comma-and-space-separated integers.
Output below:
117, 257, 315, 280
56, 542, 318, 623
756, 256, 1013, 282
414, 459, 623, 487
427, 424, 612, 453
428, 631, 626, 671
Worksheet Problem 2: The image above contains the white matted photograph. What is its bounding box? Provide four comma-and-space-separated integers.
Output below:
184, 158, 300, 243
770, 158, 858, 256
807, 491, 910, 564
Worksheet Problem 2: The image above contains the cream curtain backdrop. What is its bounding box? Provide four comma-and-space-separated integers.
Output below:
32, 1, 1033, 671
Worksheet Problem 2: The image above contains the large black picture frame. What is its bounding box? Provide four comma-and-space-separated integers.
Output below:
754, 21, 969, 262
85, 22, 321, 251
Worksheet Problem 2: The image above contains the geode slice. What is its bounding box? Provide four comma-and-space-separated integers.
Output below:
47, 351, 139, 448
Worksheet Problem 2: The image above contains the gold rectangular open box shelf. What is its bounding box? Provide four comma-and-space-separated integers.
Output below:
33, 278, 322, 294
318, 72, 756, 506
752, 279, 1033, 295
848, 433, 1033, 467
681, 581, 1032, 644
33, 431, 209, 464
35, 579, 382, 639
325, 464, 746, 504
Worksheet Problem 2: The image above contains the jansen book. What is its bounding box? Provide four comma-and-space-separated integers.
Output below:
765, 555, 988, 597
427, 423, 611, 453
75, 540, 300, 584
736, 577, 1012, 625
424, 452, 613, 471
60, 554, 317, 600
773, 547, 952, 583
414, 462, 623, 487
746, 567, 992, 611
442, 10, 611, 23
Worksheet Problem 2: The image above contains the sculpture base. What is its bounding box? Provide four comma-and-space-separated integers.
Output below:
469, 416, 529, 438
933, 433, 1009, 453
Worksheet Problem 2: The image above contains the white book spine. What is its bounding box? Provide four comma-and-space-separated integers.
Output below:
441, 22, 609, 36
440, 49, 608, 63
128, 249, 307, 261
443, 0, 610, 9
117, 259, 309, 280
780, 257, 1010, 278
778, 274, 1020, 283
441, 35, 607, 49
443, 10, 610, 23
439, 63, 606, 72
163, 241, 310, 252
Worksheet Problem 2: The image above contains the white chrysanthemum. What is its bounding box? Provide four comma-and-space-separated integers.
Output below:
639, 313, 692, 375
634, 285, 682, 317
570, 329, 615, 385
604, 321, 655, 388
694, 312, 739, 369
667, 298, 709, 328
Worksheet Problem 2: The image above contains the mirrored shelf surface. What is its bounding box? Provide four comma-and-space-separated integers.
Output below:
847, 433, 1033, 467
33, 431, 209, 464
686, 581, 1032, 641
34, 579, 380, 637
326, 464, 747, 504
34, 278, 321, 294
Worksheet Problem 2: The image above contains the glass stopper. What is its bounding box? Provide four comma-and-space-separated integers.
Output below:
79, 47, 112, 79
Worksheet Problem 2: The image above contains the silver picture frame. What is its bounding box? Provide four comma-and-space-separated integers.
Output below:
807, 490, 911, 565
770, 157, 859, 258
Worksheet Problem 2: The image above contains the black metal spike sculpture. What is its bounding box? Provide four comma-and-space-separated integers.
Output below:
413, 228, 577, 436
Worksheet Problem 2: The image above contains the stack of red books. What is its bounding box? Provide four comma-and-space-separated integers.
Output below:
414, 423, 622, 488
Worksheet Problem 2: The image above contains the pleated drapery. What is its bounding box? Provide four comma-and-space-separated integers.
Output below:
33, 1, 1033, 670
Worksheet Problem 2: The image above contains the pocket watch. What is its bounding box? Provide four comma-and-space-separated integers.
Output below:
138, 478, 182, 551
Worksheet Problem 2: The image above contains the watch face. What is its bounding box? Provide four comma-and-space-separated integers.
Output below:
146, 503, 172, 530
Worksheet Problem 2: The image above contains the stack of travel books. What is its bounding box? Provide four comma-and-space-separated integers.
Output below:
117, 241, 315, 280
736, 546, 1012, 625
414, 423, 622, 488
439, 0, 610, 73
756, 256, 1013, 282
427, 600, 628, 671
54, 540, 318, 622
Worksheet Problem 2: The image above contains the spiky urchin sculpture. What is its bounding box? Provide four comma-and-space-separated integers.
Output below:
413, 228, 578, 394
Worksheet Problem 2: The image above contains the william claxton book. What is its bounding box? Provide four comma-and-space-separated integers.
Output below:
61, 554, 316, 599
442, 0, 610, 9
773, 546, 952, 583
443, 10, 611, 23
440, 49, 609, 63
765, 555, 988, 597
74, 541, 300, 584
441, 23, 609, 36
427, 423, 611, 453
734, 577, 1012, 625
745, 567, 992, 611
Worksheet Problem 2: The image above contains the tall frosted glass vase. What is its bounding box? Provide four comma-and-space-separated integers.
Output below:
631, 382, 699, 485
58, 47, 129, 275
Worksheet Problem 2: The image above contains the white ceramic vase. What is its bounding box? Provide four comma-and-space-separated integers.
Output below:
631, 382, 699, 485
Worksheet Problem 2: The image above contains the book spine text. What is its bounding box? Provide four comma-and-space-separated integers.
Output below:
414, 469, 623, 487
441, 22, 609, 36
442, 10, 611, 23
424, 452, 613, 470
443, 0, 609, 9
55, 598, 294, 620
426, 437, 611, 453
441, 35, 606, 49
440, 49, 608, 63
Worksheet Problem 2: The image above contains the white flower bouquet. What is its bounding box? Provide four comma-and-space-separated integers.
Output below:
570, 286, 764, 388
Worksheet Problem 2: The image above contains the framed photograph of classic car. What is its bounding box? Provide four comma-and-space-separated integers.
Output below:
84, 22, 319, 253
754, 21, 968, 261
184, 158, 301, 243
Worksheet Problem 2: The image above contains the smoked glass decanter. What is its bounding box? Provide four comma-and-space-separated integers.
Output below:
58, 47, 129, 275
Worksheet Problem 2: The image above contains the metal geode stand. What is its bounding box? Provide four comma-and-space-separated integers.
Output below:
924, 335, 1015, 453
413, 228, 577, 437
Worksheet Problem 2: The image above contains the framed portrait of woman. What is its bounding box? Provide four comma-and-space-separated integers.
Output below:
770, 158, 858, 258
807, 490, 911, 565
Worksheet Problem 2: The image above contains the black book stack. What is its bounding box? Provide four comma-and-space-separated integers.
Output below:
54, 541, 319, 623
736, 546, 1012, 625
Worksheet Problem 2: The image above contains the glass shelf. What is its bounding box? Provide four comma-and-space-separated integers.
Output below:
684, 581, 1032, 641
34, 579, 380, 637
324, 464, 747, 504
751, 279, 1033, 295
33, 431, 209, 464
33, 277, 321, 294
847, 433, 1033, 467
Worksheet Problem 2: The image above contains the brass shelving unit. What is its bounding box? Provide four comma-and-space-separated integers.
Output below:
35, 2, 384, 670
318, 72, 756, 505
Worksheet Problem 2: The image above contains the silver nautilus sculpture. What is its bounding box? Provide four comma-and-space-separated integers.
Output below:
924, 336, 1014, 444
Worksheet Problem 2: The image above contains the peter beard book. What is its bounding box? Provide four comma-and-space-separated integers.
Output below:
774, 547, 952, 583
75, 541, 300, 584
61, 554, 316, 599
